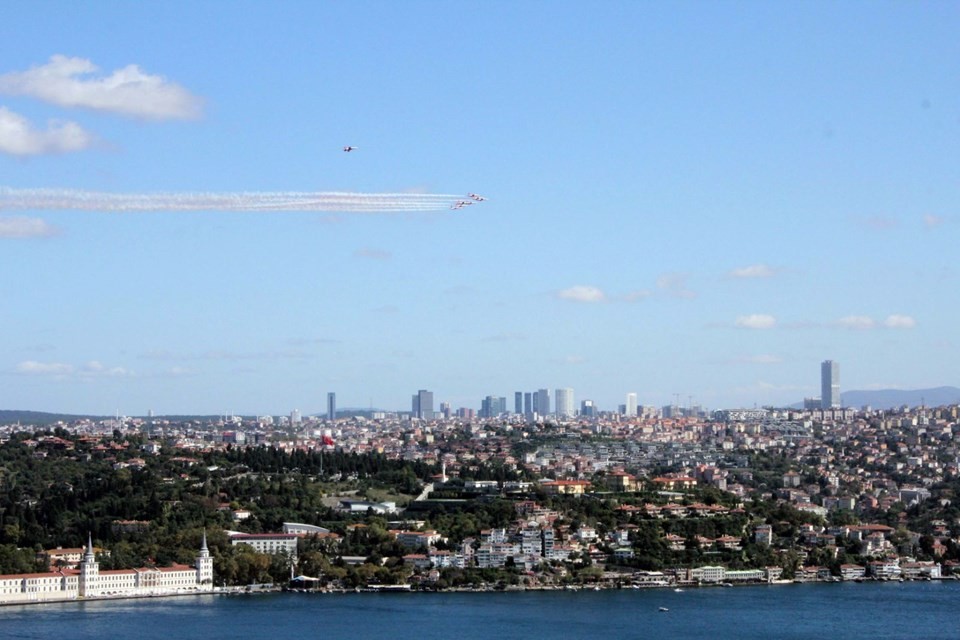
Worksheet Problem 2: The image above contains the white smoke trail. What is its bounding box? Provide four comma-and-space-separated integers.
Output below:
0, 187, 465, 213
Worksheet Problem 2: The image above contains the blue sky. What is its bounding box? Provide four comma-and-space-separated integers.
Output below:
1, 2, 957, 415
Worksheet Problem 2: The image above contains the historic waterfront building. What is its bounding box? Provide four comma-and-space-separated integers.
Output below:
0, 533, 214, 605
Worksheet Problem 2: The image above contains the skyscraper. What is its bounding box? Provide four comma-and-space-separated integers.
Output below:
821, 360, 840, 409
555, 388, 575, 418
580, 399, 596, 417
625, 393, 638, 417
534, 389, 550, 416
414, 389, 434, 420
514, 392, 523, 415
327, 392, 336, 421
481, 395, 507, 418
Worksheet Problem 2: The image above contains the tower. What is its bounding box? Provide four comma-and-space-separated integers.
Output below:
78, 533, 100, 598
327, 392, 336, 421
534, 389, 550, 416
555, 388, 575, 418
626, 393, 638, 417
514, 392, 523, 415
196, 530, 214, 586
415, 390, 434, 420
821, 360, 840, 409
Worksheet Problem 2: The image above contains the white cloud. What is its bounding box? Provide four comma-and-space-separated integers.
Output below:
557, 285, 606, 303
16, 360, 73, 375
0, 215, 60, 238
656, 272, 696, 298
0, 55, 203, 120
837, 315, 875, 330
80, 360, 129, 377
15, 359, 132, 378
735, 314, 777, 330
729, 264, 776, 279
884, 314, 916, 329
0, 106, 93, 155
623, 290, 653, 302
734, 354, 783, 364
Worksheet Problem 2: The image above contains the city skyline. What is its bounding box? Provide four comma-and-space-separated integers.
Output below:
2, 4, 957, 415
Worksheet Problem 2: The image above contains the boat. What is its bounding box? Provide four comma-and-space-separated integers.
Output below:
659, 607, 669, 612
673, 588, 684, 592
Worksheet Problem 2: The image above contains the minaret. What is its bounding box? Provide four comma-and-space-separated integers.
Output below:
79, 533, 100, 598
196, 530, 214, 588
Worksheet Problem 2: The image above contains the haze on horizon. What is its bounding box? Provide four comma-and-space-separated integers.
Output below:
1, 3, 957, 415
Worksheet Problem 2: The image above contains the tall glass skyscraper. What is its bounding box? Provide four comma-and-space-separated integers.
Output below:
821, 360, 840, 409
327, 392, 336, 421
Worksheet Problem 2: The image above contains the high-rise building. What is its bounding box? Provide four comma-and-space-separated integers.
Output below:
514, 392, 523, 415
555, 388, 575, 418
534, 389, 550, 416
625, 393, 637, 417
481, 395, 507, 418
821, 360, 840, 409
580, 399, 596, 417
523, 392, 532, 416
414, 389, 434, 420
327, 392, 336, 421
290, 409, 301, 426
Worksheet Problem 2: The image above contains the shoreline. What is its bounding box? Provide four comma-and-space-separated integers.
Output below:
286, 574, 957, 595
2, 575, 955, 609
0, 587, 237, 609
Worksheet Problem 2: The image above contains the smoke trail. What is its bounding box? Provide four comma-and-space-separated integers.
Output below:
0, 187, 465, 213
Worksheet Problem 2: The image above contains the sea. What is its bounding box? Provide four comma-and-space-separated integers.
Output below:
1, 582, 957, 640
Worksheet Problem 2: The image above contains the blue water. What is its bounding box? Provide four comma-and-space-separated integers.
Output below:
0, 582, 957, 640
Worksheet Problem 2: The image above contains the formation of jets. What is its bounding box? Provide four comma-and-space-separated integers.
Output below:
451, 193, 487, 210
340, 146, 486, 210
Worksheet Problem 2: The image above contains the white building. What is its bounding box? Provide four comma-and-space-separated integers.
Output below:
554, 388, 575, 418
0, 533, 213, 605
625, 393, 637, 417
229, 533, 298, 561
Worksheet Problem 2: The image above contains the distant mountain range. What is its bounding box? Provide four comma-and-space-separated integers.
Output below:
793, 386, 960, 410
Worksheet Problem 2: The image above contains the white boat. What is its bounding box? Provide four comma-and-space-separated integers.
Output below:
659, 607, 669, 612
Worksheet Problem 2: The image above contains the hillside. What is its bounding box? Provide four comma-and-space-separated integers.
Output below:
839, 386, 960, 410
